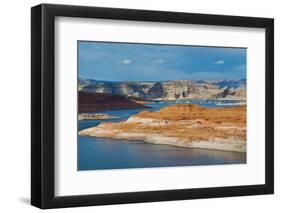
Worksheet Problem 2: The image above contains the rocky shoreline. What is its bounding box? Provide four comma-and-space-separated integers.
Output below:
79, 104, 247, 152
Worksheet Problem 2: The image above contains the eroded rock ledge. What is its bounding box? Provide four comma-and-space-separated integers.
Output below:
79, 104, 246, 152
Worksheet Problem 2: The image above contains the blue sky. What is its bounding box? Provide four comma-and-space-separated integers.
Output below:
78, 41, 246, 82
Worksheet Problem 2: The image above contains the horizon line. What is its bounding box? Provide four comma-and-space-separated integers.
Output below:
79, 77, 246, 83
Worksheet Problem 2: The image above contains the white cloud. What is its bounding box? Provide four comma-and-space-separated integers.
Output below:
214, 60, 225, 65
119, 59, 131, 65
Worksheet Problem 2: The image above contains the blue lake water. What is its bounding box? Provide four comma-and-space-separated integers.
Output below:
78, 100, 246, 171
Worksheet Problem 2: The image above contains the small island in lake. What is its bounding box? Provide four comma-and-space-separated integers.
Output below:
79, 104, 246, 152
78, 113, 119, 120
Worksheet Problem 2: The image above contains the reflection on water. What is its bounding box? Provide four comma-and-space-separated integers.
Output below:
78, 136, 246, 170
78, 100, 246, 171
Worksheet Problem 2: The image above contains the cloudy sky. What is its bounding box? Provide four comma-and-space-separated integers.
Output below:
78, 41, 246, 82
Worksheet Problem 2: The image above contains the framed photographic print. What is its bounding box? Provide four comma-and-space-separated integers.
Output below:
31, 3, 274, 209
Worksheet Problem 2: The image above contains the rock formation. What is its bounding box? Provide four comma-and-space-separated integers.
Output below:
79, 91, 150, 113
79, 104, 246, 152
79, 78, 246, 100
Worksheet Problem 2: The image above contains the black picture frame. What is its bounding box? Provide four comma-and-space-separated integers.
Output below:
31, 3, 274, 209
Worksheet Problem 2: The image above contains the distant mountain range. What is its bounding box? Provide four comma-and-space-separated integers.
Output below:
79, 78, 246, 100
214, 79, 246, 89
